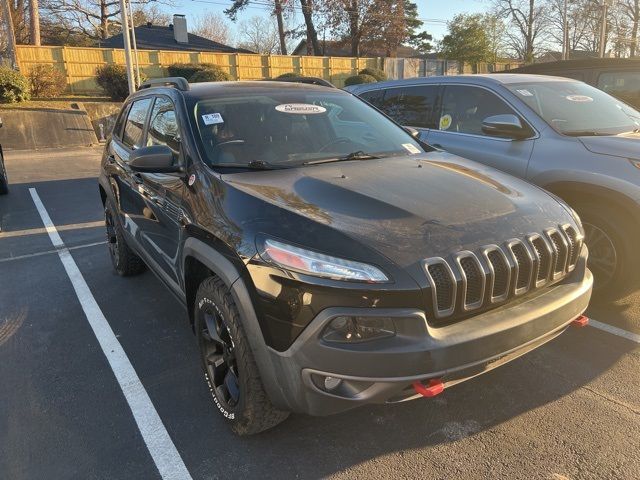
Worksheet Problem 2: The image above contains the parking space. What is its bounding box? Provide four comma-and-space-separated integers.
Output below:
1, 147, 639, 479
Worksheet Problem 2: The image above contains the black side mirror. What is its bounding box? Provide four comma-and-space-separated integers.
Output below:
482, 114, 530, 140
403, 126, 421, 139
129, 145, 181, 173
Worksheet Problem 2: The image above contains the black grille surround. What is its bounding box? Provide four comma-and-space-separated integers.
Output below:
423, 224, 583, 320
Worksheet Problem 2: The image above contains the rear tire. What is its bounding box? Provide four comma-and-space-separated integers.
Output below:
104, 199, 146, 276
194, 276, 289, 435
575, 202, 638, 301
0, 154, 8, 195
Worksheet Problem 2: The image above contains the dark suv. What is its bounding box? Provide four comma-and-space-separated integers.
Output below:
98, 77, 592, 435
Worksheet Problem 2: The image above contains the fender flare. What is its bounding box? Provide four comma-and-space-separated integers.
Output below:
181, 237, 290, 410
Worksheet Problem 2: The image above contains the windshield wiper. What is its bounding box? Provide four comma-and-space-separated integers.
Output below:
212, 160, 285, 170
563, 130, 604, 137
303, 151, 381, 166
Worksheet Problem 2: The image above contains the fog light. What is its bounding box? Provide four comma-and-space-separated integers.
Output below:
322, 316, 396, 343
324, 376, 342, 390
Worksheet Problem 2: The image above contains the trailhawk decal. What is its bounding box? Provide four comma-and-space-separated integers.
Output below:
275, 103, 327, 114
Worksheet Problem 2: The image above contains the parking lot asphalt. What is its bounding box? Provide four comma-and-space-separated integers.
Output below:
1, 146, 639, 480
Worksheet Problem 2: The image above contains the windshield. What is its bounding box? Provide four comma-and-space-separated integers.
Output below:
192, 91, 425, 168
507, 81, 640, 136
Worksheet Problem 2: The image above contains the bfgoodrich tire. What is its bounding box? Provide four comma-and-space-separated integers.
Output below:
104, 200, 146, 276
194, 276, 289, 435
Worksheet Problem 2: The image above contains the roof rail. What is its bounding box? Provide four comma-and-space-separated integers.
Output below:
138, 77, 190, 91
268, 76, 337, 89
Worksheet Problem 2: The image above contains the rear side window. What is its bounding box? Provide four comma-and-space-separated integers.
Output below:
439, 85, 517, 136
598, 71, 640, 107
147, 97, 180, 155
376, 86, 439, 128
122, 98, 152, 148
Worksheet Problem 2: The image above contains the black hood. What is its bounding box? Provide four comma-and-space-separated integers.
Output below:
579, 132, 640, 160
226, 153, 577, 268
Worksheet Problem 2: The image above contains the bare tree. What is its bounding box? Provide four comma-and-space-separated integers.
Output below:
192, 13, 231, 44
620, 0, 639, 55
494, 0, 549, 62
131, 4, 170, 26
237, 16, 280, 54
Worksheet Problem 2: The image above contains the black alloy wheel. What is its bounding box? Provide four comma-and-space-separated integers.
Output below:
199, 307, 241, 412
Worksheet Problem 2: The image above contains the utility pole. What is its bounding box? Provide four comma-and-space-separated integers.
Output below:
118, 0, 136, 95
274, 0, 287, 55
1, 0, 19, 68
562, 0, 568, 60
29, 0, 40, 46
126, 0, 140, 87
600, 0, 609, 57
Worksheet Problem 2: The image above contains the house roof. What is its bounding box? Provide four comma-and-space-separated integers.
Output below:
101, 24, 253, 53
291, 39, 424, 58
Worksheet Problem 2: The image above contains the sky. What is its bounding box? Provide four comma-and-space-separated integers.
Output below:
159, 0, 489, 44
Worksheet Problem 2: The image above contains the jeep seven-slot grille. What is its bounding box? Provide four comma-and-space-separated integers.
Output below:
423, 224, 582, 320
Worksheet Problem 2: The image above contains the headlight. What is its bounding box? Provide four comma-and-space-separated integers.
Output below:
262, 238, 389, 283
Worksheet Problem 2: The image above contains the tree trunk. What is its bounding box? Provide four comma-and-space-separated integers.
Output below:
299, 0, 321, 55
347, 1, 360, 57
274, 0, 287, 55
100, 0, 109, 40
631, 0, 639, 57
526, 0, 534, 62
29, 0, 40, 45
1, 0, 19, 67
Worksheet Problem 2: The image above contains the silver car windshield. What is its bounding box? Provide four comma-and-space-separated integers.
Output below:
193, 92, 424, 168
507, 81, 640, 136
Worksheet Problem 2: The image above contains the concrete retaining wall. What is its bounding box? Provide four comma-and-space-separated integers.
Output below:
0, 109, 98, 151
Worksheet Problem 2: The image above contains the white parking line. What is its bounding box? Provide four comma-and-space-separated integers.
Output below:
29, 188, 193, 480
0, 241, 106, 263
589, 319, 640, 344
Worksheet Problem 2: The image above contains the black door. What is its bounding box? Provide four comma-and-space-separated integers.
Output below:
135, 96, 185, 288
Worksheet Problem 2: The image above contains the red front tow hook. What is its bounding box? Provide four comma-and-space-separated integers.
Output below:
413, 378, 444, 397
571, 315, 589, 327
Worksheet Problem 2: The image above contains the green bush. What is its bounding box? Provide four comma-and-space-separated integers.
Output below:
0, 66, 30, 103
344, 74, 377, 86
167, 63, 218, 79
95, 64, 147, 101
189, 67, 231, 83
276, 72, 302, 79
358, 67, 387, 81
28, 64, 67, 98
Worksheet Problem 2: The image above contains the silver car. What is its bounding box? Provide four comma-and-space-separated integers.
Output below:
346, 74, 640, 298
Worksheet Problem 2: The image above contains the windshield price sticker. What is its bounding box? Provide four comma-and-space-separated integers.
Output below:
275, 104, 327, 114
516, 89, 534, 97
202, 113, 224, 125
402, 143, 421, 154
566, 95, 593, 103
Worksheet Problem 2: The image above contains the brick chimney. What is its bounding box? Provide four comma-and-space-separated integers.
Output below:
173, 14, 188, 44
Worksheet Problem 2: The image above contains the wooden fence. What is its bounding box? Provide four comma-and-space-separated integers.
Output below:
15, 45, 382, 94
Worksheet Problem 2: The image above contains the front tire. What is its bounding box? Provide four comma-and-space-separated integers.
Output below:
104, 200, 146, 276
194, 276, 289, 435
576, 202, 638, 300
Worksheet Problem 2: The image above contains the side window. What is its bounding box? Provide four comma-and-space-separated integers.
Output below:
439, 85, 518, 136
112, 104, 129, 139
147, 97, 180, 155
122, 98, 152, 149
359, 89, 385, 109
375, 86, 439, 128
597, 71, 640, 106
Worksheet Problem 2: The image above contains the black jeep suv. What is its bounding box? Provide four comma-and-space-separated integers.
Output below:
98, 77, 593, 435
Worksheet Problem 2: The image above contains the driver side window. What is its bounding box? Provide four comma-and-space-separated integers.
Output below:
439, 86, 517, 136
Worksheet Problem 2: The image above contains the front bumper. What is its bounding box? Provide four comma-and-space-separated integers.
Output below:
263, 250, 593, 416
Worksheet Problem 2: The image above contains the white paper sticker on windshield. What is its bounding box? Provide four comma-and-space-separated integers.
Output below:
516, 89, 533, 97
202, 113, 224, 125
402, 143, 421, 154
566, 95, 593, 103
439, 114, 452, 130
275, 103, 327, 114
